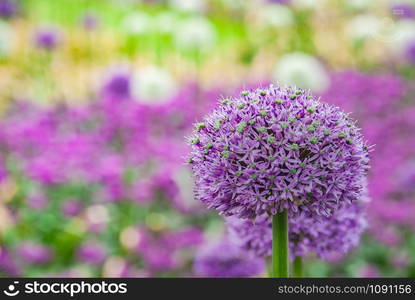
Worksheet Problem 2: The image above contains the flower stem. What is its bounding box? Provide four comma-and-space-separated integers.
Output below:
272, 210, 289, 278
293, 256, 303, 278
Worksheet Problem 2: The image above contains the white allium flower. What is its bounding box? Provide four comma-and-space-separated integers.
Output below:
220, 0, 246, 11
292, 0, 326, 9
131, 66, 177, 103
273, 52, 330, 93
122, 12, 153, 35
174, 17, 216, 52
155, 12, 178, 34
260, 4, 294, 28
0, 21, 12, 57
168, 0, 206, 13
344, 0, 377, 10
173, 167, 199, 210
346, 14, 383, 41
388, 20, 415, 55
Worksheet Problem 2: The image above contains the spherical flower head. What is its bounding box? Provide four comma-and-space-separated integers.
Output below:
273, 52, 330, 93
34, 26, 61, 50
268, 0, 291, 4
77, 242, 106, 265
0, 20, 12, 57
0, 159, 6, 183
0, 0, 18, 19
122, 12, 153, 35
405, 39, 415, 64
173, 17, 216, 53
188, 85, 370, 219
81, 13, 99, 31
345, 14, 382, 42
388, 20, 415, 56
392, 4, 415, 20
61, 198, 82, 216
101, 70, 131, 99
18, 241, 52, 264
168, 0, 206, 13
227, 201, 368, 260
260, 3, 294, 28
194, 240, 264, 277
131, 66, 177, 104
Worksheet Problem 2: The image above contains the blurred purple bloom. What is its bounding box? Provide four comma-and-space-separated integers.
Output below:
359, 265, 380, 278
27, 193, 48, 210
405, 40, 415, 64
135, 228, 177, 272
227, 201, 368, 260
0, 0, 18, 19
101, 71, 131, 100
18, 242, 52, 264
194, 240, 264, 277
268, 0, 291, 4
61, 198, 82, 216
189, 85, 370, 219
163, 227, 204, 249
34, 27, 60, 50
77, 242, 106, 265
0, 247, 19, 276
0, 159, 6, 182
321, 71, 405, 129
81, 13, 99, 30
392, 4, 415, 19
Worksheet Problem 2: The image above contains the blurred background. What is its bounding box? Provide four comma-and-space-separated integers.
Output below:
0, 0, 415, 277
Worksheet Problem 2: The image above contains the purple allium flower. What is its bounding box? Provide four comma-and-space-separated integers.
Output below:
193, 240, 265, 277
0, 0, 18, 19
0, 247, 19, 276
227, 201, 367, 260
77, 242, 106, 265
392, 4, 415, 19
405, 40, 415, 64
163, 227, 204, 249
267, 0, 291, 4
188, 85, 370, 219
34, 27, 60, 50
18, 241, 52, 264
0, 159, 6, 182
81, 13, 99, 31
101, 71, 131, 100
27, 192, 48, 210
61, 198, 82, 216
359, 265, 380, 278
135, 228, 178, 272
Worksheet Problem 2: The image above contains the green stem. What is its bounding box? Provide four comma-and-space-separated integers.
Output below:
272, 210, 289, 278
293, 256, 303, 278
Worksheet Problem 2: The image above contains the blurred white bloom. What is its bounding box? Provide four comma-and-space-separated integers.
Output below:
346, 14, 383, 41
173, 167, 199, 210
155, 12, 178, 34
344, 0, 377, 10
220, 0, 246, 11
388, 19, 415, 54
132, 66, 177, 103
174, 17, 216, 52
0, 21, 12, 57
122, 12, 153, 35
261, 4, 294, 28
273, 52, 330, 93
168, 0, 206, 13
